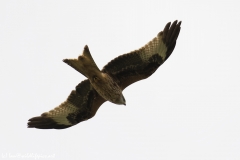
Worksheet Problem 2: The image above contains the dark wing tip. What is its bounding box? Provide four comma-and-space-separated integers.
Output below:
28, 116, 71, 129
162, 20, 182, 58
163, 20, 181, 44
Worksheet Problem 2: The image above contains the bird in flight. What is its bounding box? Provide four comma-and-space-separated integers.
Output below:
28, 20, 182, 129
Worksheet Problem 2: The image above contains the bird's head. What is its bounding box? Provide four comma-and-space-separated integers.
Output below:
115, 94, 126, 106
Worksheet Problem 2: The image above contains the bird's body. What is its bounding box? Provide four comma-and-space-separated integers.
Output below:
63, 46, 126, 105
90, 72, 125, 105
28, 20, 182, 129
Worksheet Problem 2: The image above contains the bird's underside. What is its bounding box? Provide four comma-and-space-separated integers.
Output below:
28, 20, 182, 129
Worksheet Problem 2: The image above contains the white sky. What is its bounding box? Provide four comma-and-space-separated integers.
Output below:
1, 0, 240, 159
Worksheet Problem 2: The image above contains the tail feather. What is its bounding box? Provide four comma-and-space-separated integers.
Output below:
63, 45, 100, 78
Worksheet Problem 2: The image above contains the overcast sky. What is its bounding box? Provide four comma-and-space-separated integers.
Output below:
1, 0, 240, 160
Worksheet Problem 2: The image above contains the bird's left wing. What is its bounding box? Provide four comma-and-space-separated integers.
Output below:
28, 80, 105, 129
102, 20, 181, 90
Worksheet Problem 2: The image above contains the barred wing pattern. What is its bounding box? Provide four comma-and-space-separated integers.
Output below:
102, 20, 181, 90
28, 80, 105, 129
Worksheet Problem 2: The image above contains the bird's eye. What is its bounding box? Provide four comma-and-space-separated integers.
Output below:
93, 76, 99, 82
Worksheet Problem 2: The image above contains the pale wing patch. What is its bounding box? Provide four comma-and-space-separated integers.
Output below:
41, 101, 79, 125
139, 33, 167, 62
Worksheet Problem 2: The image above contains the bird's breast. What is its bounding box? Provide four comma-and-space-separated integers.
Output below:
89, 73, 123, 104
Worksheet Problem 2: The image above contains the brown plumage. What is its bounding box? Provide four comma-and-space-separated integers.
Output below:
63, 46, 126, 105
28, 20, 182, 129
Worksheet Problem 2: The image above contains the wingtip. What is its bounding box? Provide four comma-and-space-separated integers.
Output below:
27, 116, 72, 129
172, 20, 178, 26
27, 125, 34, 128
177, 20, 182, 26
171, 20, 182, 26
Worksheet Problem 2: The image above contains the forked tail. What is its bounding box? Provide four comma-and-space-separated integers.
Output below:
63, 45, 100, 78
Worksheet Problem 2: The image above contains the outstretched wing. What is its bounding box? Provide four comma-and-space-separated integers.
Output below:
28, 80, 105, 129
102, 20, 181, 90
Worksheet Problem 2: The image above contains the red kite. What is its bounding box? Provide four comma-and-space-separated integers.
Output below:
28, 20, 181, 129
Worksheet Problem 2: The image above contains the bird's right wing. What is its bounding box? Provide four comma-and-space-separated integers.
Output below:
102, 20, 181, 90
28, 80, 105, 129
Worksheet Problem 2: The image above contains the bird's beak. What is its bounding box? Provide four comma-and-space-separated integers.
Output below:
122, 95, 126, 106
